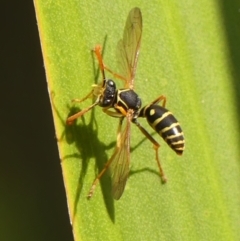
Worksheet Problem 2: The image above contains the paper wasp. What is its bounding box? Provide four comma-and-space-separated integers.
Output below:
67, 7, 185, 200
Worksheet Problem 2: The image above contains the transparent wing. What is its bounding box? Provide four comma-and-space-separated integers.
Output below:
110, 114, 132, 200
117, 7, 142, 89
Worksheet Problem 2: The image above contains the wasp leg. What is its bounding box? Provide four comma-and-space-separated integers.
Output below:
93, 45, 128, 83
67, 83, 106, 124
103, 109, 123, 118
87, 117, 124, 199
71, 90, 94, 103
150, 95, 167, 108
66, 89, 97, 124
133, 120, 167, 183
87, 154, 115, 199
66, 101, 99, 124
102, 104, 128, 118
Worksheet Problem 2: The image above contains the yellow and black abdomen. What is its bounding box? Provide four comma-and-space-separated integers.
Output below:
139, 105, 185, 155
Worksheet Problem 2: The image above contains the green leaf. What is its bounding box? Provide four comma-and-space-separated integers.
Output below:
34, 1, 240, 241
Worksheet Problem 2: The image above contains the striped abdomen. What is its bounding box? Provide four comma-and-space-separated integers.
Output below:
139, 105, 185, 155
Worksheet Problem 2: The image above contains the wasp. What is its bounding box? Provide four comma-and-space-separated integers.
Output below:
67, 7, 185, 200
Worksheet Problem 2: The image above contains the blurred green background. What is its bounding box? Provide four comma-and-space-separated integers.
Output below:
1, 0, 240, 241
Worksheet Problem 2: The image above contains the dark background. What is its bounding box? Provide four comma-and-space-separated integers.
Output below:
1, 1, 74, 241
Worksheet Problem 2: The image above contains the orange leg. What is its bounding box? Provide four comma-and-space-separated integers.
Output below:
66, 101, 99, 125
87, 149, 117, 199
151, 95, 167, 108
134, 120, 167, 183
87, 117, 124, 199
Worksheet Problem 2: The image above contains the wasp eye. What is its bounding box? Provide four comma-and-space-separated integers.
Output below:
108, 80, 116, 87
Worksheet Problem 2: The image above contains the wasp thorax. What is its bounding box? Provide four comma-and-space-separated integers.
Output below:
118, 89, 142, 111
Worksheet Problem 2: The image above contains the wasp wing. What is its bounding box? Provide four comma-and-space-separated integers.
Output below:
110, 114, 132, 200
117, 7, 142, 89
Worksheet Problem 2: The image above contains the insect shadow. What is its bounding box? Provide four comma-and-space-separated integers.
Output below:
129, 132, 163, 179
65, 104, 115, 223
52, 36, 118, 223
